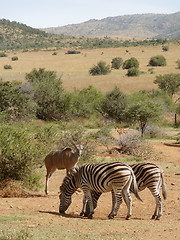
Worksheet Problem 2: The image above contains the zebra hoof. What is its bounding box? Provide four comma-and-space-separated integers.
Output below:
155, 216, 160, 220
152, 215, 156, 219
80, 211, 84, 216
125, 215, 131, 220
108, 214, 114, 219
88, 214, 93, 219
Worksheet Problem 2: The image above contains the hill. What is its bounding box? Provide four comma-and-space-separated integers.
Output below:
0, 19, 73, 51
44, 12, 180, 39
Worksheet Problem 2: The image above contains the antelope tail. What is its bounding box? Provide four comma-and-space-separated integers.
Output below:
40, 161, 45, 168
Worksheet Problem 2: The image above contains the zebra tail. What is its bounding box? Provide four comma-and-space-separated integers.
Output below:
131, 169, 143, 202
161, 170, 167, 200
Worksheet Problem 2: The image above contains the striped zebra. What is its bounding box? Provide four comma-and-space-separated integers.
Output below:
84, 162, 167, 220
59, 162, 142, 219
130, 162, 167, 220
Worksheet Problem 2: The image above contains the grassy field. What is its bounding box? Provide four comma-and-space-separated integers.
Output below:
0, 44, 179, 94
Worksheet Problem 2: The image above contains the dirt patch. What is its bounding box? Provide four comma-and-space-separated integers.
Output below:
0, 141, 179, 240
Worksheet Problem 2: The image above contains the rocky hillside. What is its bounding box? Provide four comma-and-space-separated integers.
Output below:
44, 12, 180, 39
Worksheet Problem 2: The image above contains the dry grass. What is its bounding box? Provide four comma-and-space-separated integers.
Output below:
0, 44, 179, 93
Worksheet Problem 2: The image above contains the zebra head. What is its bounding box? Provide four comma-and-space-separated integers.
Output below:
59, 189, 72, 214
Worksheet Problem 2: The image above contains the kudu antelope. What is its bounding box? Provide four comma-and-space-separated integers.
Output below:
116, 127, 129, 135
40, 143, 84, 194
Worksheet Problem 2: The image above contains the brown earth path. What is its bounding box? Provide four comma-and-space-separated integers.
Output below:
0, 141, 180, 240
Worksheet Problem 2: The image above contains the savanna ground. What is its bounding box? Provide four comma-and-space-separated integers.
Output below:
0, 45, 180, 239
0, 44, 180, 93
0, 128, 179, 240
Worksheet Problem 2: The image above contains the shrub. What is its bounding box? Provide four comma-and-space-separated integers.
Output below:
89, 61, 111, 76
11, 56, 18, 61
148, 55, 166, 66
66, 50, 81, 54
126, 67, 140, 76
122, 57, 139, 69
70, 85, 104, 118
162, 45, 169, 51
111, 57, 123, 69
25, 68, 67, 120
0, 52, 7, 57
118, 131, 154, 160
148, 68, 154, 74
0, 125, 43, 184
4, 64, 12, 69
101, 86, 127, 122
176, 59, 180, 69
0, 81, 35, 121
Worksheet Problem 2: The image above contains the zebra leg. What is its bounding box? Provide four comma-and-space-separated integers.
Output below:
82, 190, 94, 219
122, 177, 132, 220
84, 191, 101, 217
108, 190, 116, 219
80, 195, 88, 216
149, 182, 162, 220
108, 189, 123, 219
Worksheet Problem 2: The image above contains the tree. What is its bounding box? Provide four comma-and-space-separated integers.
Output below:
123, 99, 162, 137
111, 57, 123, 69
0, 80, 35, 121
149, 55, 166, 66
89, 61, 111, 75
101, 86, 127, 122
122, 57, 139, 69
127, 67, 140, 76
154, 73, 180, 97
25, 68, 66, 120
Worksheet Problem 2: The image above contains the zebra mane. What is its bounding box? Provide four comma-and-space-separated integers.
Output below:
60, 166, 80, 192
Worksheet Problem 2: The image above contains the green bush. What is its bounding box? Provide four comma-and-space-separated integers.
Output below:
122, 57, 139, 69
148, 55, 166, 66
127, 67, 140, 76
176, 59, 180, 69
89, 61, 111, 75
111, 57, 123, 69
11, 56, 18, 61
4, 64, 12, 69
0, 125, 43, 184
0, 81, 35, 121
162, 45, 169, 51
25, 68, 67, 120
102, 86, 127, 122
66, 50, 81, 54
70, 85, 104, 118
0, 52, 7, 57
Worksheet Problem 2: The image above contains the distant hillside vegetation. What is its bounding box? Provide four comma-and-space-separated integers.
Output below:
0, 19, 73, 51
44, 12, 180, 39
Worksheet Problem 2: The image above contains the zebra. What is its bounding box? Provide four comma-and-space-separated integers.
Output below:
59, 162, 142, 219
130, 162, 167, 220
84, 162, 167, 220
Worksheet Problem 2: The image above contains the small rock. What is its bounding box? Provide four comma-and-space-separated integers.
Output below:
10, 205, 13, 208
171, 183, 175, 186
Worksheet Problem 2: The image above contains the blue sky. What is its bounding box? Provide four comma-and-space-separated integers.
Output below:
0, 0, 179, 28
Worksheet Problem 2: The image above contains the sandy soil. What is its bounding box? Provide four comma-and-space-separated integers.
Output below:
0, 141, 179, 240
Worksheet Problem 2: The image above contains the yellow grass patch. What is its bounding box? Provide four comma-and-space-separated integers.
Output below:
0, 44, 179, 93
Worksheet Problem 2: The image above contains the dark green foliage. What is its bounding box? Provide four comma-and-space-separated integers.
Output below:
122, 57, 139, 69
70, 85, 104, 118
89, 61, 111, 75
0, 52, 7, 57
162, 45, 169, 51
11, 56, 18, 61
0, 81, 35, 121
127, 67, 140, 76
154, 73, 180, 97
111, 57, 123, 69
4, 64, 12, 69
176, 59, 180, 69
0, 125, 43, 182
101, 86, 127, 122
123, 97, 162, 136
149, 55, 167, 66
25, 68, 66, 120
66, 50, 81, 54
